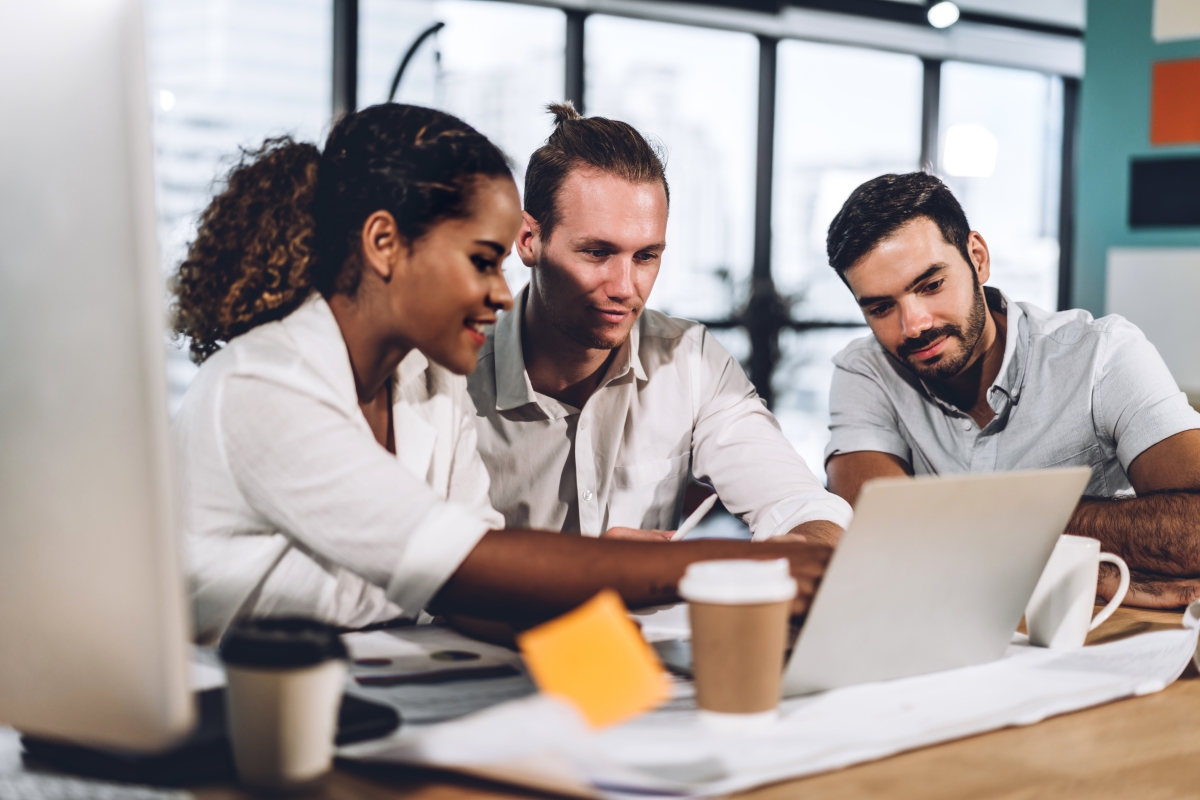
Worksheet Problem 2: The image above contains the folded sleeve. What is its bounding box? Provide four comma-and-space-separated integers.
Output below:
1092, 317, 1200, 471
825, 356, 913, 466
688, 329, 853, 539
219, 374, 490, 617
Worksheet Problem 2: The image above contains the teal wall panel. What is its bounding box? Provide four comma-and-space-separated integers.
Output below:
1075, 0, 1200, 314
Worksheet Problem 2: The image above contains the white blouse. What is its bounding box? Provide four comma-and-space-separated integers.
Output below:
174, 294, 503, 641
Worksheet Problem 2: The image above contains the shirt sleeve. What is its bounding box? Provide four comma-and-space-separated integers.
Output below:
218, 373, 491, 617
1092, 317, 1200, 471
688, 328, 853, 540
825, 355, 913, 466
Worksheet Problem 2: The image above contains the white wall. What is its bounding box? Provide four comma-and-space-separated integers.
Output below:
1106, 247, 1200, 397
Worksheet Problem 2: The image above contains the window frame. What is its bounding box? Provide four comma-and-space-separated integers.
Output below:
333, 0, 1082, 406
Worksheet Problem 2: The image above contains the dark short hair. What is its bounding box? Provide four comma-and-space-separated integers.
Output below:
523, 102, 669, 240
825, 172, 972, 278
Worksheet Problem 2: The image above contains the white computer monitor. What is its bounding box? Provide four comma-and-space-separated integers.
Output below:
0, 0, 193, 750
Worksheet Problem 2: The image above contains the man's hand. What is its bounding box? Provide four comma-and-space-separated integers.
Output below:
781, 542, 833, 617
1100, 562, 1200, 609
1068, 430, 1200, 580
601, 526, 673, 542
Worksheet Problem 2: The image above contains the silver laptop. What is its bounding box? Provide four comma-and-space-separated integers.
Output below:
782, 467, 1091, 696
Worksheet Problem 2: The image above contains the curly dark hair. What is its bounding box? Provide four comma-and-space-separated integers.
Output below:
172, 138, 320, 362
825, 172, 972, 280
172, 103, 513, 362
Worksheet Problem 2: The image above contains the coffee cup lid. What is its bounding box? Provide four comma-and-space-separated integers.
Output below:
219, 617, 348, 669
678, 558, 798, 605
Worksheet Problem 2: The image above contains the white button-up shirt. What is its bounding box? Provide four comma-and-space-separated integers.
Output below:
175, 294, 503, 641
467, 286, 853, 539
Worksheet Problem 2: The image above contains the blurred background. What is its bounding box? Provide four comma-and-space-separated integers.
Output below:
145, 0, 1084, 480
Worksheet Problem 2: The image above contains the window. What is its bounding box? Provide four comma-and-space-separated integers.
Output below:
584, 15, 759, 323
144, 1, 1075, 471
359, 0, 565, 294
146, 0, 333, 413
770, 40, 924, 476
939, 62, 1063, 311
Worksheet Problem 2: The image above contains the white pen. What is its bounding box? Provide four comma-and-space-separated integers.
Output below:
669, 493, 719, 542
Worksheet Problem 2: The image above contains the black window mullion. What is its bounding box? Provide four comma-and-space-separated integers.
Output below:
565, 10, 587, 112
332, 0, 358, 121
920, 57, 941, 172
746, 35, 783, 408
1057, 76, 1080, 311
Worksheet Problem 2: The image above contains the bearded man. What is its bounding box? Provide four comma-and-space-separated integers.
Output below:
823, 171, 1200, 607
466, 103, 851, 545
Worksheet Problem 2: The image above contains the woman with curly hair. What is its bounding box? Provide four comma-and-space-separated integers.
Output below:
173, 103, 829, 640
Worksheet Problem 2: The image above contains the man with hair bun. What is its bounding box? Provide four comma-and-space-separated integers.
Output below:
468, 103, 852, 544
823, 171, 1200, 608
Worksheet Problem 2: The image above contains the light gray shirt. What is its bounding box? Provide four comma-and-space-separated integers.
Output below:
468, 286, 853, 539
826, 287, 1200, 497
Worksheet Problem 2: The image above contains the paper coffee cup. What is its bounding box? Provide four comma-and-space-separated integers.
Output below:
219, 617, 348, 790
678, 559, 797, 729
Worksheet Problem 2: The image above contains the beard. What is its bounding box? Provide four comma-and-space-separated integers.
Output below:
532, 250, 642, 351
896, 283, 987, 380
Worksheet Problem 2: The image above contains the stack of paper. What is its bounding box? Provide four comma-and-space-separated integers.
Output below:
342, 602, 1200, 799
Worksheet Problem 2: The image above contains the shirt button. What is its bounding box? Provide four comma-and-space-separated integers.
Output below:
962, 421, 972, 431
582, 489, 594, 501
579, 418, 588, 431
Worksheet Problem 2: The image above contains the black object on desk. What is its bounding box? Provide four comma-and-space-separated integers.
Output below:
20, 688, 400, 786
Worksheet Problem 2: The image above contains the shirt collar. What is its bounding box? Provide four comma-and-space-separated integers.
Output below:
492, 284, 648, 412
609, 315, 648, 384
916, 286, 1027, 415
984, 286, 1028, 405
280, 292, 423, 407
397, 348, 429, 388
280, 293, 359, 408
494, 285, 538, 411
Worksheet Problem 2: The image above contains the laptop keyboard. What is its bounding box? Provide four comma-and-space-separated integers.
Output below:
0, 773, 192, 800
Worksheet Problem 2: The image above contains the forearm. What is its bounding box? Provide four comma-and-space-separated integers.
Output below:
786, 519, 844, 547
432, 529, 829, 622
826, 451, 912, 507
1067, 490, 1200, 575
692, 380, 853, 535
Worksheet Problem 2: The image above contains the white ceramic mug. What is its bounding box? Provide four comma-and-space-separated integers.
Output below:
1026, 535, 1130, 649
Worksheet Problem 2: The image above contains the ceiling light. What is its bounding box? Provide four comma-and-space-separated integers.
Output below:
927, 1, 960, 29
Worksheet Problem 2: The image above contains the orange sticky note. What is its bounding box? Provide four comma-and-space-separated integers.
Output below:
517, 590, 671, 729
1151, 58, 1200, 145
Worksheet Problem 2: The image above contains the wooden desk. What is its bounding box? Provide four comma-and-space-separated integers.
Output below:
8, 606, 1200, 799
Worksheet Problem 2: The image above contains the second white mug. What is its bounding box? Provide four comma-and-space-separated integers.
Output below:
1026, 534, 1130, 649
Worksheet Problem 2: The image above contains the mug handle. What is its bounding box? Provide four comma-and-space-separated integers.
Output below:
1089, 553, 1131, 632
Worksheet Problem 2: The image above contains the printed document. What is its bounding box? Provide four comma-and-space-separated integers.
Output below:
342, 602, 1200, 798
